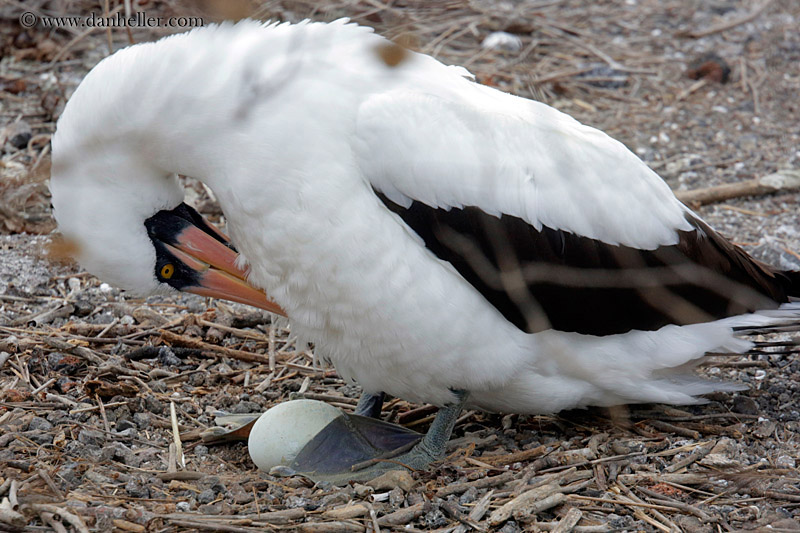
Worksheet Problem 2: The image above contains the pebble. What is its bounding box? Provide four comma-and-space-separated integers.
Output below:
776, 455, 796, 469
498, 520, 522, 533
125, 479, 149, 499
78, 429, 104, 446
198, 475, 226, 493
481, 31, 522, 52
232, 400, 262, 414
389, 486, 405, 507
157, 346, 182, 367
132, 412, 150, 428
116, 418, 136, 432
423, 507, 447, 528
353, 483, 374, 498
732, 396, 759, 415
28, 416, 53, 432
366, 469, 415, 492
228, 485, 254, 505
101, 442, 140, 466
72, 299, 94, 316
26, 430, 54, 445
194, 444, 209, 458
197, 489, 216, 504
198, 503, 224, 515
142, 395, 165, 414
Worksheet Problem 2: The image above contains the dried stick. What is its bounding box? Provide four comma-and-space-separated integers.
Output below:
436, 471, 515, 497
159, 330, 270, 364
675, 170, 800, 206
170, 402, 185, 469
39, 511, 69, 533
552, 508, 583, 533
25, 504, 89, 533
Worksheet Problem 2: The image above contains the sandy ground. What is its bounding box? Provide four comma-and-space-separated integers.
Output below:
1, 1, 800, 532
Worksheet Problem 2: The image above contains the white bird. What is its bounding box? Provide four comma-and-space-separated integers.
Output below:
50, 19, 799, 478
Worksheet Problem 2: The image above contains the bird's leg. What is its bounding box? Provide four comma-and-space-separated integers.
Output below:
354, 391, 385, 418
395, 389, 468, 469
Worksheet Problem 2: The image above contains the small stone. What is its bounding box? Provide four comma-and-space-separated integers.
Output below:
194, 444, 209, 458
157, 347, 181, 367
78, 429, 104, 446
72, 299, 94, 317
116, 418, 136, 432
674, 514, 711, 533
27, 431, 53, 445
232, 400, 261, 414
389, 486, 405, 507
198, 502, 223, 515
754, 419, 777, 439
125, 479, 149, 499
285, 495, 312, 509
176, 501, 192, 512
9, 131, 32, 150
197, 489, 216, 504
611, 439, 644, 455
228, 485, 254, 505
481, 31, 522, 52
423, 507, 447, 528
366, 469, 415, 492
142, 395, 165, 414
47, 353, 83, 374
55, 377, 79, 394
101, 442, 139, 466
28, 416, 53, 432
198, 475, 226, 493
732, 396, 759, 415
353, 483, 374, 498
776, 455, 796, 469
85, 469, 114, 485
132, 412, 150, 428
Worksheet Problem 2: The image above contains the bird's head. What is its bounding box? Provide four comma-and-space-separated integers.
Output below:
50, 144, 282, 315
49, 55, 283, 315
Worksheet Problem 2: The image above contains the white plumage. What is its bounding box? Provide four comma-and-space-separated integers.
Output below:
51, 19, 799, 419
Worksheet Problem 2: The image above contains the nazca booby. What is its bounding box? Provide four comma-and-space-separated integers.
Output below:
50, 19, 800, 478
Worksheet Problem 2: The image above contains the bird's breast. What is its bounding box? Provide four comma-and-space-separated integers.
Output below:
225, 182, 531, 405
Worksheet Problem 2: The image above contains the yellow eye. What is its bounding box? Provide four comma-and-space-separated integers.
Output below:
160, 264, 175, 279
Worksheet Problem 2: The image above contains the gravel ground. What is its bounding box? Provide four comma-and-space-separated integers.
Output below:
1, 1, 800, 532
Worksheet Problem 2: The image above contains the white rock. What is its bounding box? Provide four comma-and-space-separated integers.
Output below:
481, 32, 523, 52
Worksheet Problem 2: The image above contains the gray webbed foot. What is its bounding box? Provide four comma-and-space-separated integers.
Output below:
291, 390, 469, 484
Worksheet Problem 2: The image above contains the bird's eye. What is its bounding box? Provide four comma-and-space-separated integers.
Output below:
160, 263, 175, 279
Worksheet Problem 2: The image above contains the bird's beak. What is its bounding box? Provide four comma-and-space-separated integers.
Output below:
145, 203, 286, 316
166, 219, 286, 317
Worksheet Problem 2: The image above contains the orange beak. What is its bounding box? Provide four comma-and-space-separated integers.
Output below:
168, 221, 286, 317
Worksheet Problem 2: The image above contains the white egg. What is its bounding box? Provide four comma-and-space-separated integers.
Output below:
248, 399, 343, 471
